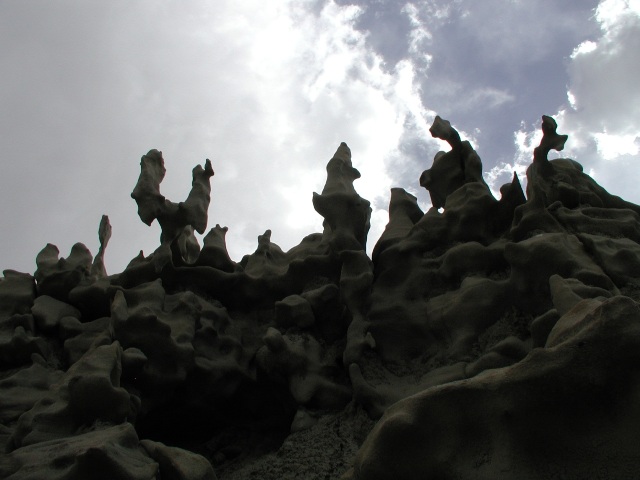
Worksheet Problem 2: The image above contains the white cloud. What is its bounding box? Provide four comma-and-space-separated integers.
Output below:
402, 2, 434, 72
485, 127, 538, 198
571, 40, 598, 57
3, 0, 632, 276
595, 0, 640, 30
0, 0, 440, 273
593, 132, 640, 160
510, 0, 640, 203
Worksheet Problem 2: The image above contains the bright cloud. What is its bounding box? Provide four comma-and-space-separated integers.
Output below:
0, 0, 438, 273
571, 40, 598, 57
595, 0, 640, 30
1, 0, 637, 275
593, 132, 640, 160
512, 0, 640, 202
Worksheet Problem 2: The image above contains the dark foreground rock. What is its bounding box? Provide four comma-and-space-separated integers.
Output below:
348, 296, 640, 480
2, 117, 640, 479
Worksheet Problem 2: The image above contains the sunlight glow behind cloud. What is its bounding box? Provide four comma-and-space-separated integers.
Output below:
0, 0, 638, 274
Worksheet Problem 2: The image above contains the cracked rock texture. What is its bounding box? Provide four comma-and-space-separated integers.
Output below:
2, 117, 640, 479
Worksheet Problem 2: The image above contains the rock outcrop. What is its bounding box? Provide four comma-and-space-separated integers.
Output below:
2, 116, 640, 480
313, 142, 372, 252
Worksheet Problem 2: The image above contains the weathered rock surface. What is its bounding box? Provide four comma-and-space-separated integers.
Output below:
349, 296, 640, 480
2, 116, 640, 479
313, 142, 372, 252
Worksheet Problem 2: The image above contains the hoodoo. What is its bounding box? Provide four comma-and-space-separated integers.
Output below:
2, 116, 640, 480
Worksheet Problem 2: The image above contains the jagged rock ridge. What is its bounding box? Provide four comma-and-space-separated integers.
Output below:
1, 117, 640, 479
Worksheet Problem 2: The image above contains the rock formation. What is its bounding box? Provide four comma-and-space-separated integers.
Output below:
313, 142, 372, 252
131, 149, 215, 271
2, 116, 640, 479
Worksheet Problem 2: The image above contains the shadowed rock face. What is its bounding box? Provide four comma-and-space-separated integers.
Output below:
312, 142, 372, 252
131, 149, 215, 272
2, 116, 640, 480
419, 115, 489, 209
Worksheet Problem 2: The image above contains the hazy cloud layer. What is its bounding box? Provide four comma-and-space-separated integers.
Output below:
0, 0, 635, 274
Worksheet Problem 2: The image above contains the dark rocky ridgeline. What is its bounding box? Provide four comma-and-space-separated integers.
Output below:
347, 116, 640, 480
1, 117, 640, 480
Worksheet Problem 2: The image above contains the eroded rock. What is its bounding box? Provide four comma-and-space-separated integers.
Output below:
3, 116, 640, 479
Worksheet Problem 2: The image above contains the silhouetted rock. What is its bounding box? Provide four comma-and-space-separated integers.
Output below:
196, 225, 235, 272
91, 215, 112, 279
313, 142, 372, 252
3, 117, 640, 479
131, 149, 214, 271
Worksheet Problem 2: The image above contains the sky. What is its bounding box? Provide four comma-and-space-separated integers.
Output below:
1, 0, 639, 275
